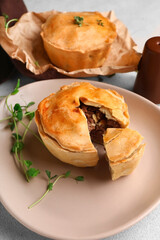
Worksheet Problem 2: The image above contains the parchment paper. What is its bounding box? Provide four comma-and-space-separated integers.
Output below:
0, 10, 141, 77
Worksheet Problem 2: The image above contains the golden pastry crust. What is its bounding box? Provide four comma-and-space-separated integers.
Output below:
37, 82, 129, 152
103, 128, 145, 180
41, 11, 117, 71
35, 111, 98, 167
35, 82, 129, 167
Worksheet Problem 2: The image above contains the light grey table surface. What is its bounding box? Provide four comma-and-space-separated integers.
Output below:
0, 0, 160, 240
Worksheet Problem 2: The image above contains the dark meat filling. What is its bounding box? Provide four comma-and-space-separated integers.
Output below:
80, 103, 120, 144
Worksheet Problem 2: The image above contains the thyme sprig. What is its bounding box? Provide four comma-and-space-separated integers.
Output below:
28, 170, 84, 209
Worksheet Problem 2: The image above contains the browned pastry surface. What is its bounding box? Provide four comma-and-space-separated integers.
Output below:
41, 11, 117, 71
35, 82, 129, 167
103, 128, 145, 180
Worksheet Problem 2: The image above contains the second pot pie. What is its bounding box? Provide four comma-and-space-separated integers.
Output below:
35, 82, 129, 167
41, 11, 117, 71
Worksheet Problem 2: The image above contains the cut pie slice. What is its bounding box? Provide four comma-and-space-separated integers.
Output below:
103, 128, 145, 180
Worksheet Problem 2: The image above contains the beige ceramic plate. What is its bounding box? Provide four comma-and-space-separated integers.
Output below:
0, 79, 160, 240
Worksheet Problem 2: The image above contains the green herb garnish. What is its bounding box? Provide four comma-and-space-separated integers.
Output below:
2, 13, 18, 33
75, 176, 84, 181
0, 79, 42, 182
74, 16, 84, 27
5, 18, 18, 32
97, 19, 104, 27
28, 170, 84, 209
2, 13, 9, 26
34, 61, 40, 68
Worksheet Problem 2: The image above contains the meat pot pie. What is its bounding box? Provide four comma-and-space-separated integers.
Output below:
103, 128, 145, 180
41, 11, 117, 71
35, 82, 129, 167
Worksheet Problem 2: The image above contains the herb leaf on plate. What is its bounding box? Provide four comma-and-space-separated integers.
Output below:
28, 170, 84, 209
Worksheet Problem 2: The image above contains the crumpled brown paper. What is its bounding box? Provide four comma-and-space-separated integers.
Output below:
0, 10, 141, 77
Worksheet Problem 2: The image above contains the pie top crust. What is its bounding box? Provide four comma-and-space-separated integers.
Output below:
36, 82, 129, 152
103, 128, 144, 162
41, 11, 117, 52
